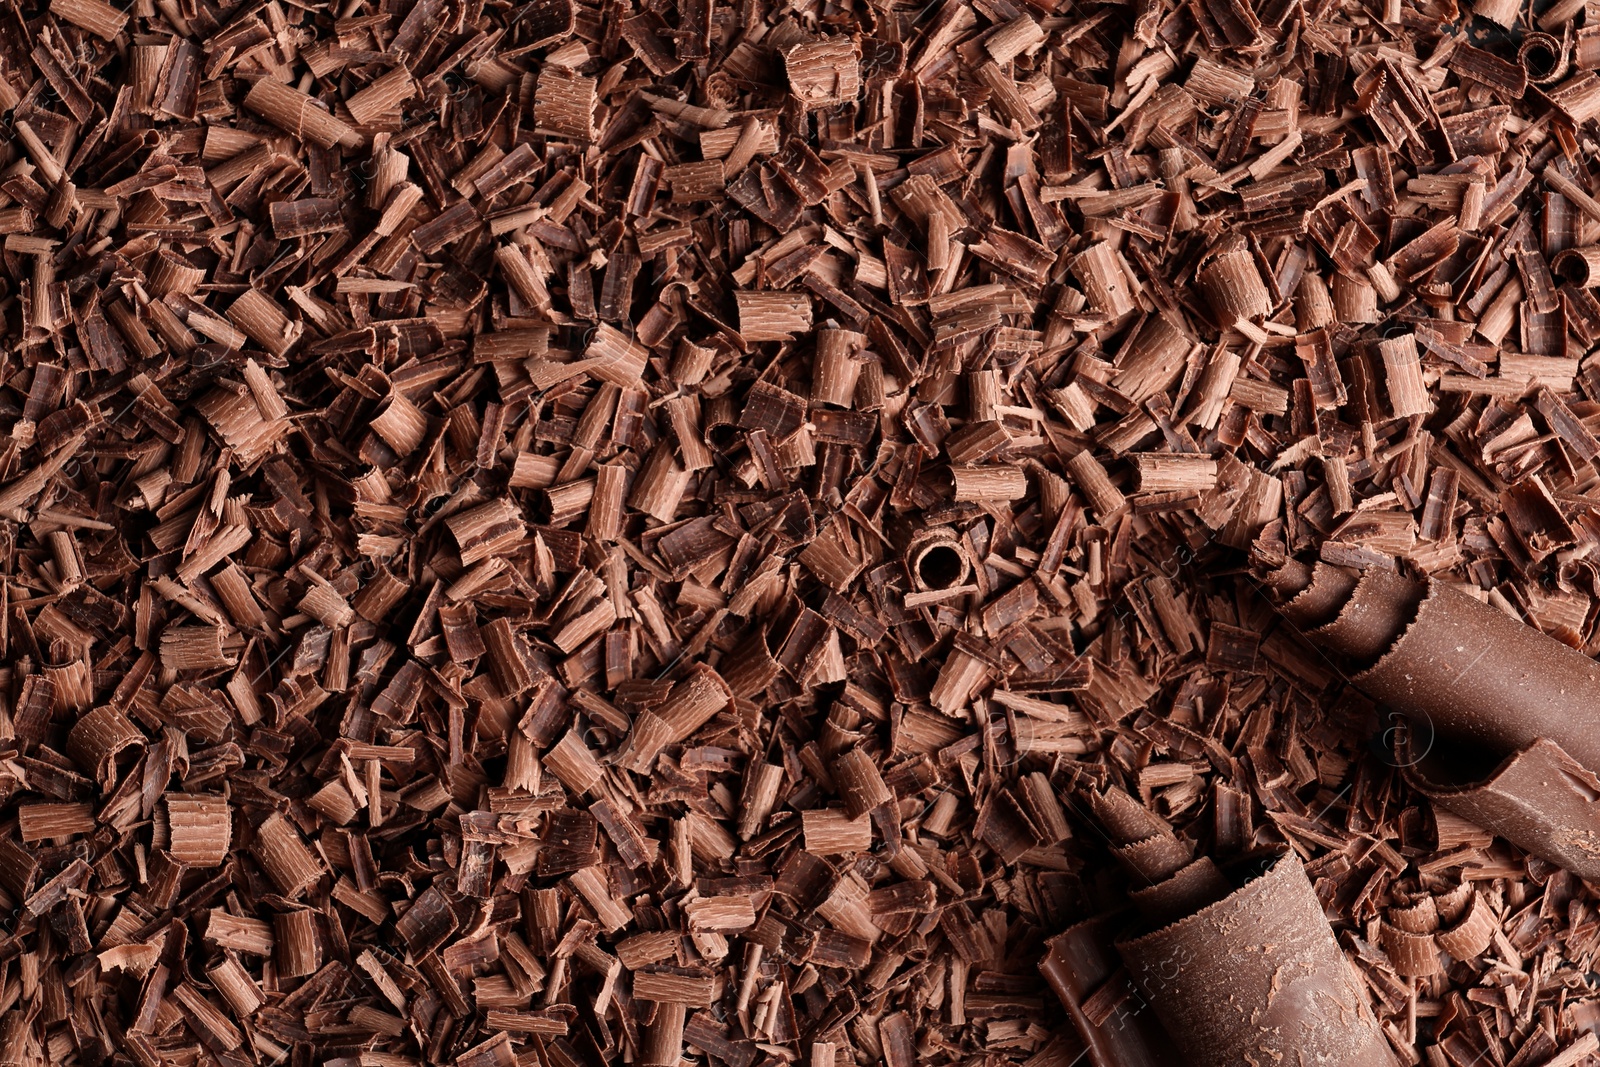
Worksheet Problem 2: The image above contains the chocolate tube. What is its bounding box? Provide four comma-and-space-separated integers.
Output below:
1518, 31, 1569, 85
1043, 788, 1396, 1067
1117, 853, 1397, 1067
907, 528, 971, 592
1265, 560, 1600, 877
1404, 738, 1600, 879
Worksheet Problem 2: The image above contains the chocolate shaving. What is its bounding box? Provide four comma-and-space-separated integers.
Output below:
9, 0, 1600, 1061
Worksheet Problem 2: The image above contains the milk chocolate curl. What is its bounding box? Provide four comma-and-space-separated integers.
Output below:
1115, 832, 1192, 884
907, 528, 972, 592
1553, 245, 1600, 288
67, 704, 147, 787
1519, 31, 1569, 84
1198, 245, 1272, 324
723, 627, 781, 698
1070, 242, 1137, 319
1087, 784, 1169, 842
1265, 560, 1600, 876
1263, 556, 1315, 599
1041, 915, 1178, 1067
617, 663, 733, 772
1117, 854, 1398, 1067
810, 328, 867, 407
242, 77, 362, 149
1091, 787, 1231, 923
251, 813, 325, 899
1127, 859, 1233, 928
1435, 890, 1497, 959
641, 1001, 687, 1067
1279, 561, 1358, 629
831, 748, 893, 819
164, 794, 232, 867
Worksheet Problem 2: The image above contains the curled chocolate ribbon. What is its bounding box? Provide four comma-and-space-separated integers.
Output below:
1265, 559, 1600, 879
1042, 788, 1397, 1067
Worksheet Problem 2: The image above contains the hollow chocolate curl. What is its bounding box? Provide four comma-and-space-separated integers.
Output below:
1435, 891, 1497, 959
1116, 854, 1397, 1067
1268, 560, 1600, 877
1404, 738, 1600, 879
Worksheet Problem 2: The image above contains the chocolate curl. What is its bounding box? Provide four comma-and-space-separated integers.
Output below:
616, 664, 734, 772
1519, 31, 1570, 85
1264, 560, 1600, 878
1043, 789, 1396, 1067
66, 704, 146, 788
1117, 853, 1397, 1067
1087, 787, 1231, 927
1379, 896, 1443, 978
1404, 739, 1600, 879
1435, 890, 1497, 959
1040, 915, 1178, 1067
1039, 790, 1190, 1067
906, 528, 972, 592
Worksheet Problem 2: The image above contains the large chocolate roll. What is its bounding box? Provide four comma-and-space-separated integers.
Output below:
1117, 854, 1396, 1067
1403, 738, 1600, 878
1266, 560, 1600, 878
1043, 788, 1397, 1067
